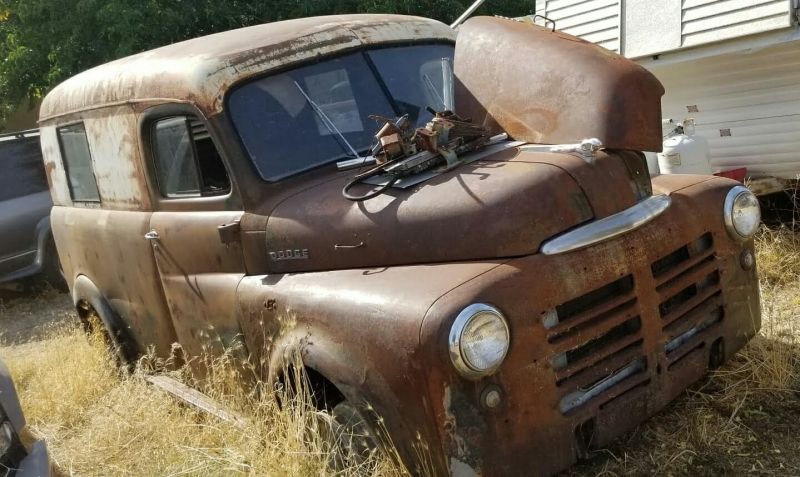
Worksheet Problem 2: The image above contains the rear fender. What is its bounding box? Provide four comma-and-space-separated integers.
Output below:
72, 274, 140, 359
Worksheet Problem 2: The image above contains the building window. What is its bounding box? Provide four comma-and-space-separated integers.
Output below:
58, 123, 100, 202
151, 116, 230, 198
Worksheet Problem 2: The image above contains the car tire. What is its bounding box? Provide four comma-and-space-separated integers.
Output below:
319, 400, 380, 472
42, 251, 68, 293
79, 303, 138, 372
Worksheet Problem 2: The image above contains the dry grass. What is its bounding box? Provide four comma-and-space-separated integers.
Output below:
0, 227, 798, 476
2, 324, 408, 476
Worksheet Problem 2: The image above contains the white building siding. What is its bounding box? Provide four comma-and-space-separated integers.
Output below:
650, 40, 800, 178
535, 0, 621, 52
537, 0, 795, 58
681, 0, 792, 48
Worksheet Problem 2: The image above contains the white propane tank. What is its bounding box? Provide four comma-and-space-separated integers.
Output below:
644, 151, 660, 176
658, 120, 712, 175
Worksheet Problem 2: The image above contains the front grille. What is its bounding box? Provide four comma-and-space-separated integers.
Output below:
543, 275, 647, 415
544, 232, 722, 415
651, 232, 723, 368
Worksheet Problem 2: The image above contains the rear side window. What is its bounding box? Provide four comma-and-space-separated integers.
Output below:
58, 123, 100, 202
0, 134, 48, 202
151, 116, 230, 198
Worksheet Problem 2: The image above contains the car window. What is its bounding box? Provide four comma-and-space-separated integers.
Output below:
0, 134, 48, 202
151, 116, 230, 198
58, 123, 100, 202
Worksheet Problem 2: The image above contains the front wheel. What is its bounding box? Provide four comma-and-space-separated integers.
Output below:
316, 400, 380, 472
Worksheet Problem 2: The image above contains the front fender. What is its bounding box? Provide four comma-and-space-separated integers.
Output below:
266, 327, 394, 410
235, 261, 503, 475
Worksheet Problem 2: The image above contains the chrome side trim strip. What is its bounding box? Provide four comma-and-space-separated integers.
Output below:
559, 357, 646, 414
541, 194, 672, 255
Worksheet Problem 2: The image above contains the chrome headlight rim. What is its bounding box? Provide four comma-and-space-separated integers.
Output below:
448, 303, 510, 380
723, 185, 761, 240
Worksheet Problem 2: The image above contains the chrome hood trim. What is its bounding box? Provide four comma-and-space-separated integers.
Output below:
541, 194, 672, 255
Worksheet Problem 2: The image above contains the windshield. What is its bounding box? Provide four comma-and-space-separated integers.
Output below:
227, 43, 455, 181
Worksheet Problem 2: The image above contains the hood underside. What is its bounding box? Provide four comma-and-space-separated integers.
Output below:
454, 17, 665, 152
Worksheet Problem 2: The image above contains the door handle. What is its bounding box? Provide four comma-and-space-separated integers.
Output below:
144, 230, 160, 241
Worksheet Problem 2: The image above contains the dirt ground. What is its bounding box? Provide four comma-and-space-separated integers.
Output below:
0, 284, 73, 345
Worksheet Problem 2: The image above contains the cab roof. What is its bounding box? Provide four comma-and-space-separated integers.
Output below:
39, 14, 454, 123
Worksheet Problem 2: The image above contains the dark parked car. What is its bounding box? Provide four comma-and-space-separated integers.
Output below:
0, 358, 52, 476
0, 130, 63, 289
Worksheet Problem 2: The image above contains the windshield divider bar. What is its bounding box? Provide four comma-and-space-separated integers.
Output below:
362, 52, 403, 119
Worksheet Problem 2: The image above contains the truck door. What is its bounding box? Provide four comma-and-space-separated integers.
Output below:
143, 110, 247, 363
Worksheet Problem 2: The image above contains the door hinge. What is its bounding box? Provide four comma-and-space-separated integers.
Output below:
217, 221, 241, 246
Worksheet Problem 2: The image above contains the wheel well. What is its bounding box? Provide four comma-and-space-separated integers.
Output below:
74, 296, 139, 367
279, 364, 346, 411
75, 299, 96, 332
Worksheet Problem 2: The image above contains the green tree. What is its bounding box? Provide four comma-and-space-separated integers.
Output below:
0, 0, 534, 125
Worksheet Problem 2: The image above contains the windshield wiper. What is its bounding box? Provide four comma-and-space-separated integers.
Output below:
293, 81, 365, 163
334, 150, 376, 170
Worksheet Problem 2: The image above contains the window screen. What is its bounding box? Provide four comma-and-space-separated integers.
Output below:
0, 135, 48, 202
151, 116, 230, 198
58, 123, 100, 202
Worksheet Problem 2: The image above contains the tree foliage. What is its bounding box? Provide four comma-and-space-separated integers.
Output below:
0, 0, 534, 122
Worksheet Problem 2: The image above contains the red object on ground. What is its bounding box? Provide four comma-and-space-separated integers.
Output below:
715, 167, 747, 183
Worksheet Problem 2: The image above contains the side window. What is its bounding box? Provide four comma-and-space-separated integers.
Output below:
58, 123, 100, 202
0, 134, 48, 202
151, 116, 230, 198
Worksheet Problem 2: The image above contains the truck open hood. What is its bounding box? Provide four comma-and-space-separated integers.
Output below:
263, 146, 643, 273
454, 17, 664, 152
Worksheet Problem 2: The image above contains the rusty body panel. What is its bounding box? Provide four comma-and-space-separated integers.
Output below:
52, 207, 178, 357
149, 211, 247, 364
257, 148, 654, 274
38, 14, 761, 477
237, 260, 504, 473
234, 173, 760, 476
454, 17, 665, 152
418, 175, 760, 476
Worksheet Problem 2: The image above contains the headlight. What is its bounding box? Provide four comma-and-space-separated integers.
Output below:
724, 186, 761, 240
449, 304, 510, 379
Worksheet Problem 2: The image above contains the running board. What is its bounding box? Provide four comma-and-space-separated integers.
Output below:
145, 375, 250, 429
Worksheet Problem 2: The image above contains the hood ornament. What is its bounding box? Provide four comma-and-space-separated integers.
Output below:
521, 138, 603, 164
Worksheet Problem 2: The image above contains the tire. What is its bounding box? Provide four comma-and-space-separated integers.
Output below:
319, 401, 380, 472
79, 303, 138, 371
42, 250, 68, 293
